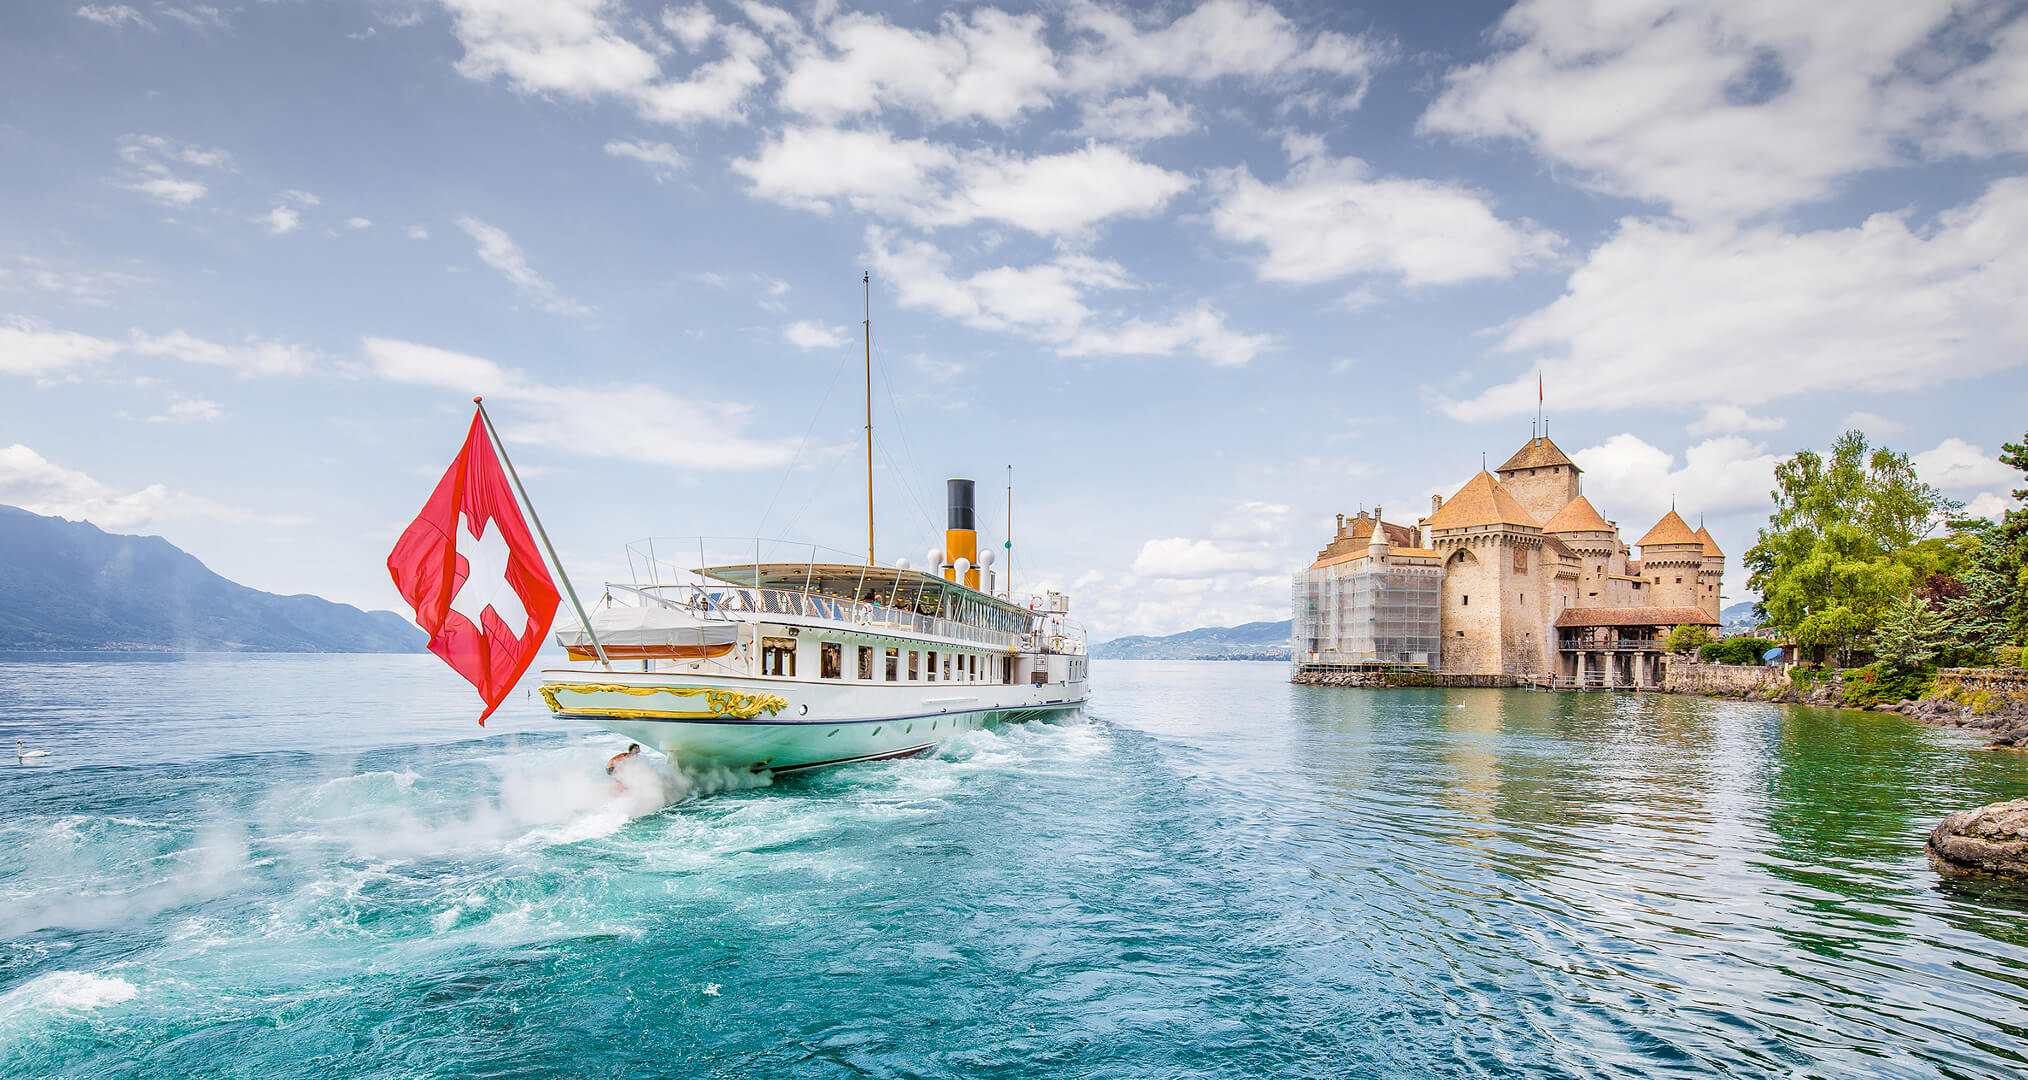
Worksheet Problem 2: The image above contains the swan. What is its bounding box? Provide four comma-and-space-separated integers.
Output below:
16, 739, 49, 761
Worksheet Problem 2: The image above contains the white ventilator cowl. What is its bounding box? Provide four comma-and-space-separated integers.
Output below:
980, 549, 996, 567
928, 548, 945, 567
954, 558, 970, 577
893, 557, 910, 570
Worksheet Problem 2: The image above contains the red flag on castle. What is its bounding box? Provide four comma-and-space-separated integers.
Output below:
387, 404, 563, 723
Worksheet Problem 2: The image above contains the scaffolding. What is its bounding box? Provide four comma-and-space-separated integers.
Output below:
1292, 558, 1444, 669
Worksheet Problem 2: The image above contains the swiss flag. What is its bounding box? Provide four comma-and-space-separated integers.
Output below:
387, 408, 561, 723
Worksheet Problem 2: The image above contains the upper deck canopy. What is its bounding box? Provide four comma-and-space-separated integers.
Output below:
699, 562, 1035, 620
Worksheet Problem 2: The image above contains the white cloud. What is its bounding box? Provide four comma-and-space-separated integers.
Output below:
1964, 492, 2017, 521
157, 5, 228, 31
255, 189, 320, 236
115, 134, 230, 206
1073, 89, 1198, 141
76, 5, 150, 30
454, 215, 591, 317
1211, 500, 1290, 540
1211, 146, 1559, 286
736, 128, 1190, 237
344, 217, 373, 229
0, 257, 148, 307
440, 0, 770, 126
1687, 404, 1784, 437
1131, 536, 1281, 578
603, 138, 686, 180
0, 318, 316, 378
406, 225, 430, 240
1841, 411, 1907, 437
362, 336, 801, 469
1064, 0, 1386, 105
0, 444, 293, 530
784, 320, 845, 348
778, 8, 1057, 126
1572, 433, 1781, 528
0, 317, 123, 376
1420, 0, 2028, 221
1913, 438, 2015, 493
145, 393, 224, 423
1443, 177, 2028, 422
866, 228, 1270, 367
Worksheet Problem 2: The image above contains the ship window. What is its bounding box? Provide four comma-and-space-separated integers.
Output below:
908, 650, 920, 680
885, 647, 898, 681
762, 637, 796, 677
822, 642, 842, 679
943, 656, 952, 680
926, 650, 937, 680
858, 645, 874, 680
969, 654, 978, 679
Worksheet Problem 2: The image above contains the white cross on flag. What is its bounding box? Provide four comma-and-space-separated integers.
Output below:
387, 408, 561, 723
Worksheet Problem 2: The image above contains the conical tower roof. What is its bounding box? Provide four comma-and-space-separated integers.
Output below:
1425, 472, 1540, 531
1695, 526, 1723, 558
1637, 509, 1701, 547
1496, 435, 1579, 474
1542, 494, 1612, 534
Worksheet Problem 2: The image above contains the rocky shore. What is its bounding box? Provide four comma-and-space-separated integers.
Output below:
1928, 800, 2028, 880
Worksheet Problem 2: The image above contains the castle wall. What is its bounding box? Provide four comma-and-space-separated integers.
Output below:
1643, 544, 1703, 609
1439, 545, 1500, 674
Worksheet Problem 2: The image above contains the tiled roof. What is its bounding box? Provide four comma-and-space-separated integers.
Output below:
1496, 436, 1579, 473
1554, 606, 1719, 628
1636, 510, 1701, 547
1423, 472, 1540, 531
1311, 547, 1439, 569
1695, 526, 1724, 558
1541, 495, 1613, 534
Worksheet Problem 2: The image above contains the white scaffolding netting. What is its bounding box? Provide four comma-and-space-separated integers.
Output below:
1292, 560, 1443, 668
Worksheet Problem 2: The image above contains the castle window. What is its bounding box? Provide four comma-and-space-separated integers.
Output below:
1457, 630, 1465, 637
1462, 595, 1469, 606
1675, 577, 1683, 584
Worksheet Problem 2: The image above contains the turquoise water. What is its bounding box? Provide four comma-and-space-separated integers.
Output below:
4, 656, 2028, 1079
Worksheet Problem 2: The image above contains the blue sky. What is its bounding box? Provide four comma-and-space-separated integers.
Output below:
2, 0, 2025, 638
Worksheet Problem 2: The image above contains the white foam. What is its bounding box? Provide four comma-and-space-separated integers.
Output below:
2, 972, 137, 1014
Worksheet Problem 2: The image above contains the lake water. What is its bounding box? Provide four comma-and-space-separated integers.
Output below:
3, 656, 2027, 1079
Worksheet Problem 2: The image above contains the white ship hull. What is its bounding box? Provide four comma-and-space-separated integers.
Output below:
540, 668, 1088, 773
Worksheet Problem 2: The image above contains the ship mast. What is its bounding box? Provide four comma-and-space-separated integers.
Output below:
863, 270, 875, 567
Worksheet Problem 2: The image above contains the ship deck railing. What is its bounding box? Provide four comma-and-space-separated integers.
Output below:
612, 582, 1025, 651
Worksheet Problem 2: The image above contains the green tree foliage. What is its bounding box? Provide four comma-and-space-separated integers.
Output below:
1699, 637, 1779, 665
1874, 595, 1940, 672
1665, 623, 1713, 653
1746, 431, 1959, 663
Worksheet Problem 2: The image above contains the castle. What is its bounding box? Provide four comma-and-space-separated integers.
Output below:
1292, 432, 1723, 688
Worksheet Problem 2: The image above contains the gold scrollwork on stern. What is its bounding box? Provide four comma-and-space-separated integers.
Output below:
537, 683, 790, 720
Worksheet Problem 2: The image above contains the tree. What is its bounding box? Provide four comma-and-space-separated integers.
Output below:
1875, 595, 1940, 672
1666, 623, 1713, 654
1745, 430, 1960, 664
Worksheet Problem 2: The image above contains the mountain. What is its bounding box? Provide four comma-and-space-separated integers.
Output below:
1720, 600, 1762, 633
0, 505, 426, 652
1091, 619, 1292, 661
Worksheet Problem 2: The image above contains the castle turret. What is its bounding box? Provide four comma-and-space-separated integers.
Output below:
1425, 472, 1550, 676
1693, 525, 1726, 622
1495, 435, 1582, 526
1636, 510, 1705, 610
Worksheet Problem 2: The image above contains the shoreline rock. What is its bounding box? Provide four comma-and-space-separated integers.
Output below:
1928, 800, 2028, 880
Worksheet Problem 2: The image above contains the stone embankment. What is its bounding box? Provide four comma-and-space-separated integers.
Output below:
1928, 800, 2028, 880
1291, 670, 1524, 689
1880, 670, 2028, 748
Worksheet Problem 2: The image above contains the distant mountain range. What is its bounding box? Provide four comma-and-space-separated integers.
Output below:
1720, 600, 1762, 632
0, 505, 425, 653
1091, 619, 1292, 661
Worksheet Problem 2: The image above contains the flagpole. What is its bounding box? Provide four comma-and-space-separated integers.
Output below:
472, 398, 610, 669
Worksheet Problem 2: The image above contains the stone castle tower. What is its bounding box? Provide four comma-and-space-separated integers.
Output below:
1421, 472, 1553, 675
1634, 510, 1706, 611
1494, 436, 1582, 526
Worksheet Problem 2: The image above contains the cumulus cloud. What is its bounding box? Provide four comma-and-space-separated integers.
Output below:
603, 138, 686, 180
1210, 143, 1559, 286
1443, 176, 2028, 422
253, 191, 319, 236
344, 217, 373, 229
1420, 0, 2028, 221
1131, 536, 1282, 578
440, 0, 770, 126
145, 393, 225, 423
866, 227, 1269, 367
1687, 404, 1784, 437
1073, 89, 1198, 141
76, 5, 150, 30
1571, 432, 1782, 530
784, 320, 845, 348
406, 225, 429, 240
1912, 438, 2016, 493
0, 444, 295, 530
1063, 0, 1386, 104
778, 7, 1057, 126
735, 130, 1190, 237
454, 215, 591, 317
363, 336, 801, 469
114, 134, 230, 206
